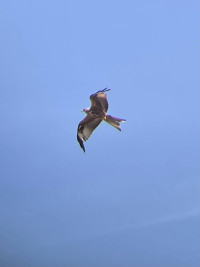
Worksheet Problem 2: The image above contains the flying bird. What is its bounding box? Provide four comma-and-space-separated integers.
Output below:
77, 88, 126, 152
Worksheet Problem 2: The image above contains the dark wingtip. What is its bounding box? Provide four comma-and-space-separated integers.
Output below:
96, 88, 111, 94
102, 87, 111, 92
77, 134, 85, 153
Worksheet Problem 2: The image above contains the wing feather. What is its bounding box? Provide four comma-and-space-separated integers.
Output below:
77, 116, 102, 152
90, 88, 110, 113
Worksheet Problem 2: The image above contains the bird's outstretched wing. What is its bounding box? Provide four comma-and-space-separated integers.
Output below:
77, 116, 102, 152
90, 88, 111, 114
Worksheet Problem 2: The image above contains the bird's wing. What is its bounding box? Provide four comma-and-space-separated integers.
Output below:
90, 88, 111, 113
77, 116, 102, 152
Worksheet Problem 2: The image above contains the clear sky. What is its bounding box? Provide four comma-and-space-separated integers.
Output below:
0, 0, 200, 266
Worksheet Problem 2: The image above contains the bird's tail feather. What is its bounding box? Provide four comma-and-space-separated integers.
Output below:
104, 115, 126, 131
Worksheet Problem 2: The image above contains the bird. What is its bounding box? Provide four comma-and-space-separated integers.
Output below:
77, 88, 126, 152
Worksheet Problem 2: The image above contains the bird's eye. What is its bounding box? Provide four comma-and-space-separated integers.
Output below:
79, 125, 84, 130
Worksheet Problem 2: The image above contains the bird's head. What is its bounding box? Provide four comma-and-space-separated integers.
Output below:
82, 107, 90, 114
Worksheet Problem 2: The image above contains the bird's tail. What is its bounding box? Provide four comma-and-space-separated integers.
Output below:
104, 115, 126, 131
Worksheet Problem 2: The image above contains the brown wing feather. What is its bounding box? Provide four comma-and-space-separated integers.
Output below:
77, 116, 102, 152
90, 88, 111, 113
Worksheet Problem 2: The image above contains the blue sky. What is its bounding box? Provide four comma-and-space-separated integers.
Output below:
0, 0, 200, 266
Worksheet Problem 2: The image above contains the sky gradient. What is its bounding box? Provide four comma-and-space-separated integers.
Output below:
0, 0, 200, 266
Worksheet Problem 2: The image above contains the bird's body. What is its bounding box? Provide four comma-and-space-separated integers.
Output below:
77, 88, 125, 152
